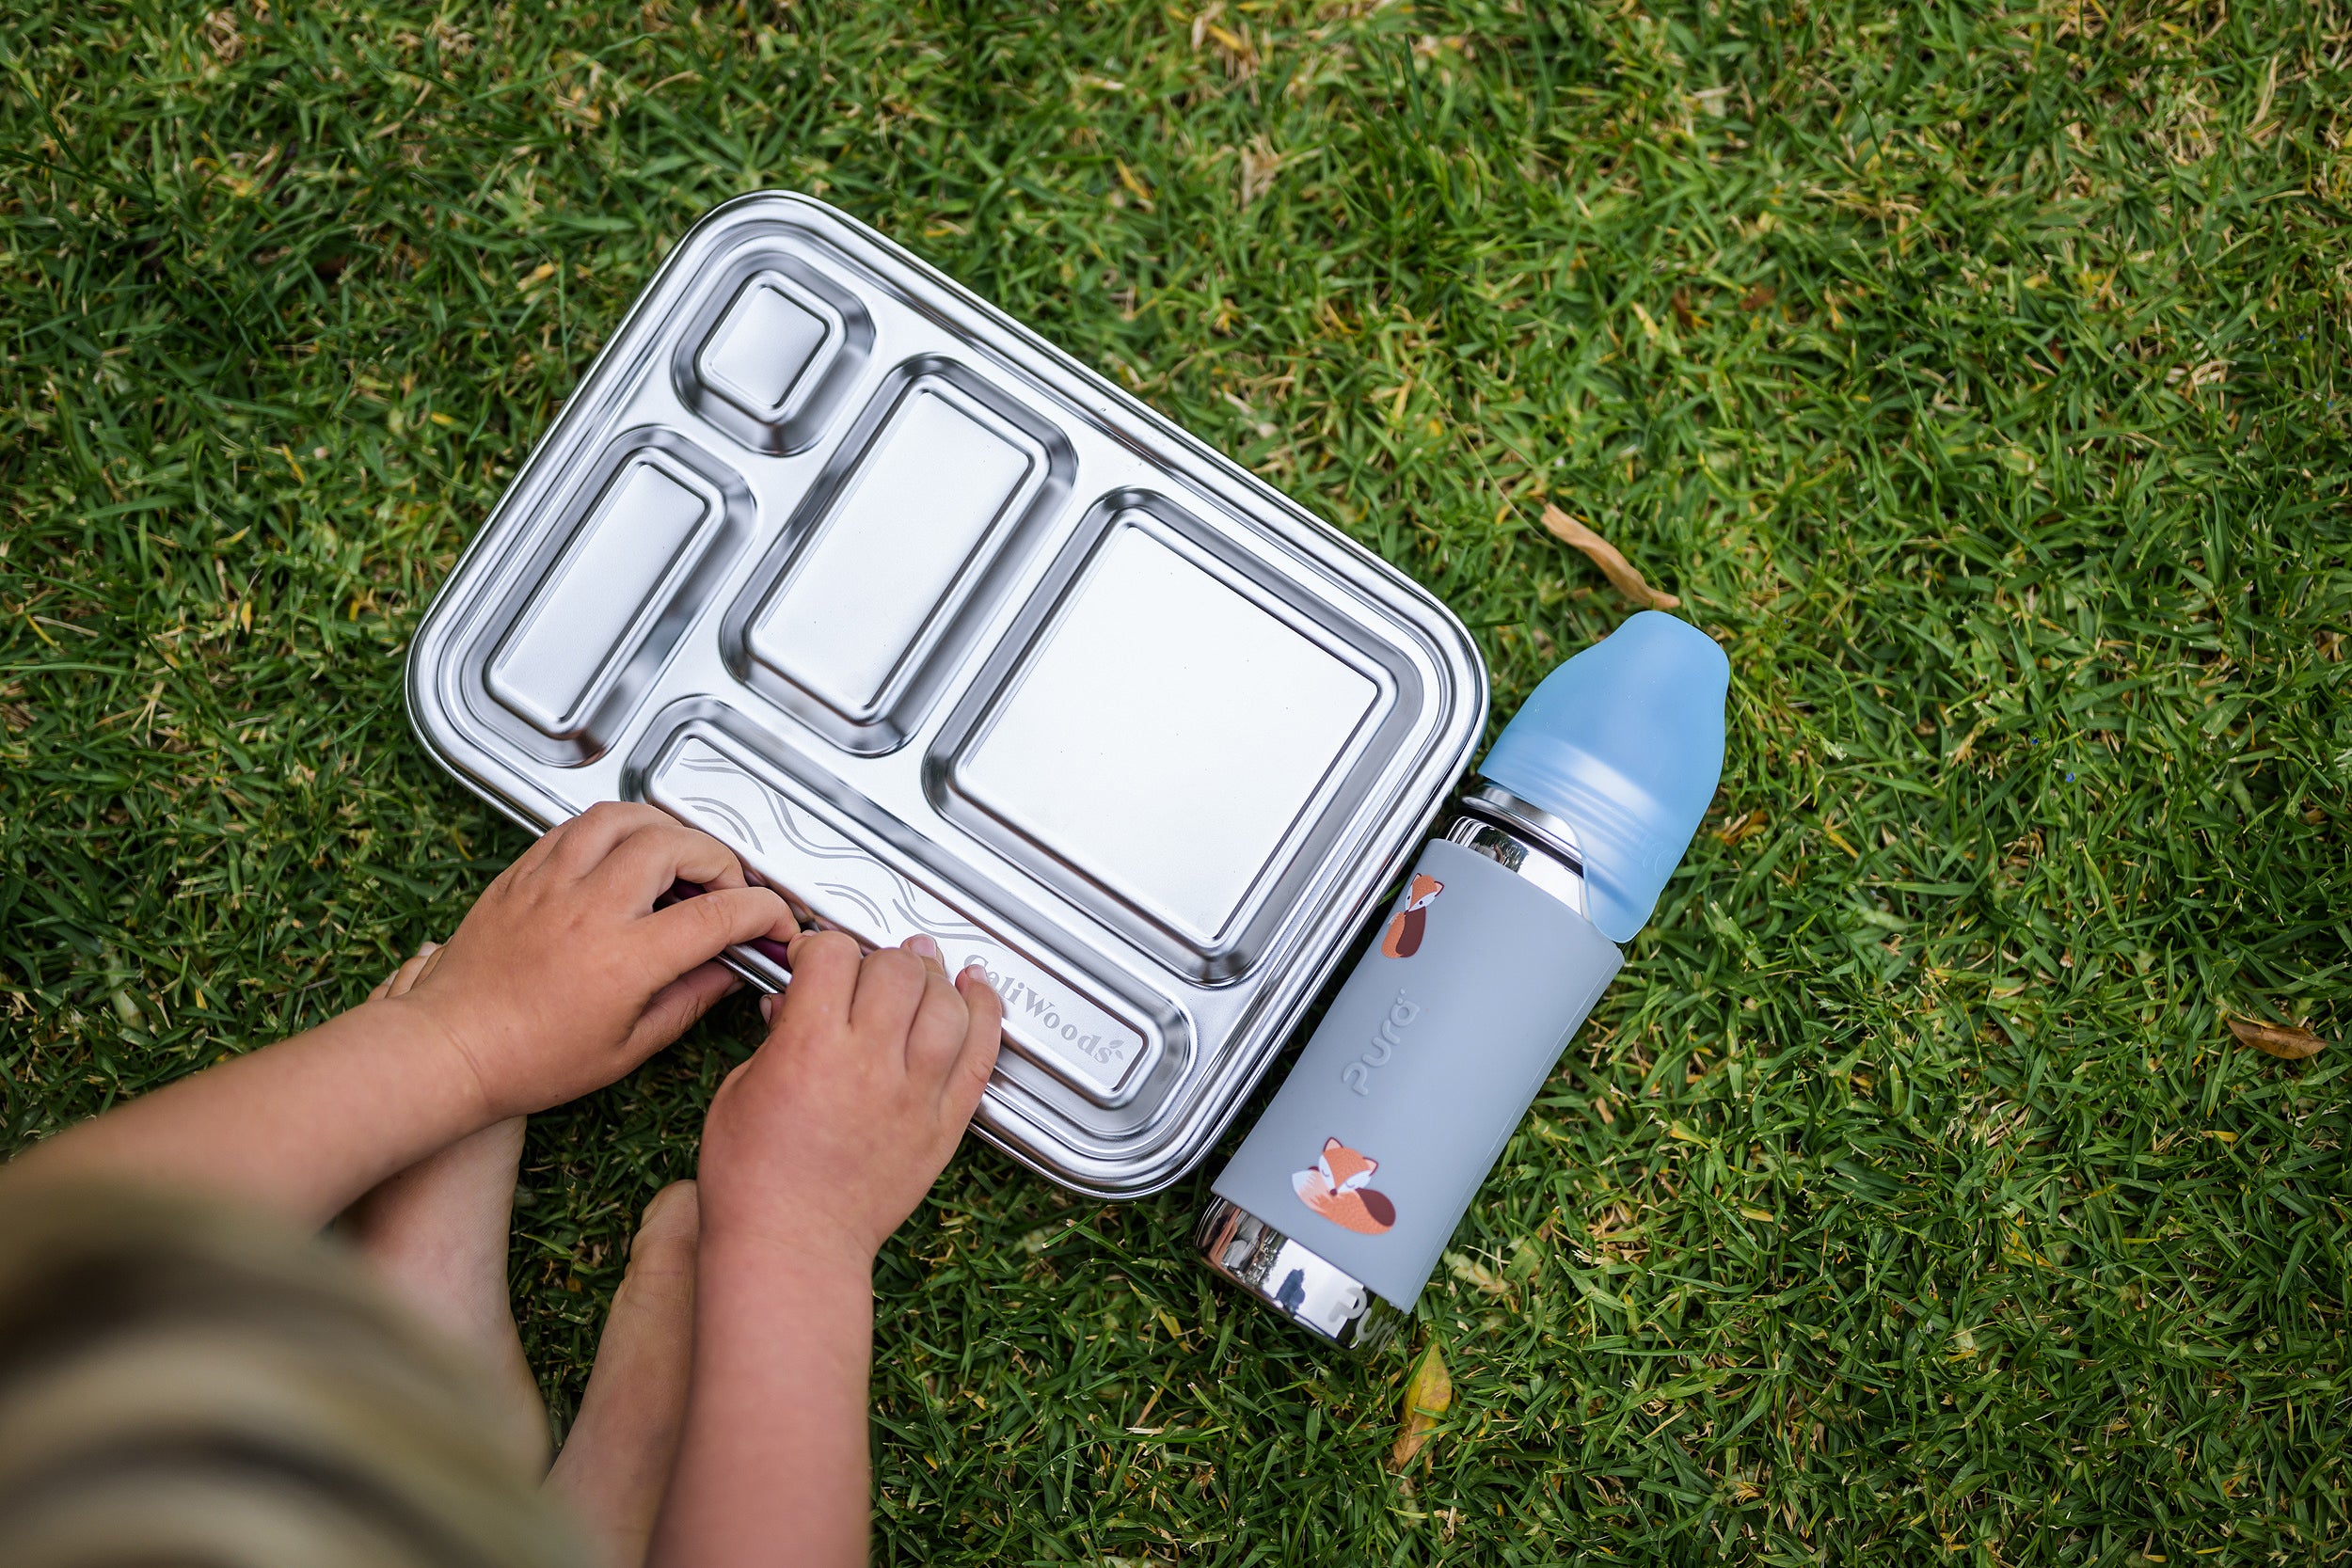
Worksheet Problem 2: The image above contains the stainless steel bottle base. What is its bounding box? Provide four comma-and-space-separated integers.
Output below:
1193, 1196, 1403, 1352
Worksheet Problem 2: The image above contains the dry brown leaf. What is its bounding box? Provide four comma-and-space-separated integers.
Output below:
1539, 504, 1680, 610
1389, 1342, 1453, 1470
2228, 1018, 2327, 1060
1715, 807, 1769, 847
1740, 283, 1776, 311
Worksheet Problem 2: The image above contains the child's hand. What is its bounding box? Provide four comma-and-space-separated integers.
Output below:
387, 802, 798, 1120
698, 931, 1002, 1267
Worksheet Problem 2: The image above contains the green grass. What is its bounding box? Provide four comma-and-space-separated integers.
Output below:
3, 1, 2349, 1561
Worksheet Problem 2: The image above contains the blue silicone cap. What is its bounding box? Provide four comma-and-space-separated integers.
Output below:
1480, 610, 1729, 943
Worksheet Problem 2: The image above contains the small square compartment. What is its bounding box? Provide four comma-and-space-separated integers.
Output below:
931, 492, 1411, 981
670, 250, 870, 456
696, 274, 834, 419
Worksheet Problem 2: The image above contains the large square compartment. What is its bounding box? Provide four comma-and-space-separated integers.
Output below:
931, 492, 1412, 982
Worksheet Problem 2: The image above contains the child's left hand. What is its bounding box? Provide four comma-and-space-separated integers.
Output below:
384, 802, 798, 1121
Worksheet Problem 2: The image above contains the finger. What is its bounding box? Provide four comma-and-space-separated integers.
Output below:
639, 885, 797, 981
623, 960, 745, 1061
588, 822, 762, 921
942, 964, 1004, 1121
903, 963, 970, 1078
903, 932, 946, 975
607, 808, 762, 893
848, 945, 928, 1044
543, 801, 684, 879
771, 929, 861, 1041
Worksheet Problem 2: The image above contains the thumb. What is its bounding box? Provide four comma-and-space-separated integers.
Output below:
623, 960, 743, 1059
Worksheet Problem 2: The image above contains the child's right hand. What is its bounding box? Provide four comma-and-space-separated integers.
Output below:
697, 931, 1002, 1268
385, 802, 799, 1121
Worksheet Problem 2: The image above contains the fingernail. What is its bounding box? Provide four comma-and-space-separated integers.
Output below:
908, 933, 940, 961
961, 962, 993, 988
759, 993, 778, 1025
418, 941, 441, 956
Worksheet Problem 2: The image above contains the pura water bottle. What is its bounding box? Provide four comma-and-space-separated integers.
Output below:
1197, 610, 1729, 1349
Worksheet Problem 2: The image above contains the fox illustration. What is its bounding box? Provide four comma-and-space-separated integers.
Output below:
1293, 1136, 1397, 1235
1379, 872, 1445, 959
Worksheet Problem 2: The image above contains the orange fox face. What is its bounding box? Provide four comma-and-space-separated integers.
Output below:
1379, 873, 1444, 959
1293, 1136, 1396, 1235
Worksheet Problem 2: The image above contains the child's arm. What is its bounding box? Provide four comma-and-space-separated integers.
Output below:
653, 930, 1002, 1568
9, 803, 796, 1228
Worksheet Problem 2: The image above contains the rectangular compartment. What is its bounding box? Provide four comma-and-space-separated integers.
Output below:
721, 358, 1073, 755
932, 492, 1412, 982
635, 714, 1165, 1105
753, 384, 1035, 716
485, 444, 725, 740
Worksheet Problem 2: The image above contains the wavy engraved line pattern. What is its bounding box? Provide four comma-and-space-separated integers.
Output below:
671, 739, 999, 971
678, 793, 761, 851
816, 881, 887, 936
889, 891, 988, 942
765, 792, 876, 866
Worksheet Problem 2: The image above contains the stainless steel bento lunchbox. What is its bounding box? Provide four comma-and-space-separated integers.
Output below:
406, 193, 1486, 1197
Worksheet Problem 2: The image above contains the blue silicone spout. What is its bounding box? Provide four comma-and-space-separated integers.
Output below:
1479, 610, 1729, 942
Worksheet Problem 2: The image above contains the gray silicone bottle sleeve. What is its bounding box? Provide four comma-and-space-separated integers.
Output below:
1211, 837, 1621, 1312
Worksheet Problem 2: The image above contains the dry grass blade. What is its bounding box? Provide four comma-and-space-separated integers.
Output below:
1539, 504, 1680, 609
2227, 1018, 2327, 1060
1389, 1341, 1453, 1470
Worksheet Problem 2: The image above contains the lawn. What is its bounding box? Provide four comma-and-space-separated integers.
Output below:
3, 0, 2349, 1561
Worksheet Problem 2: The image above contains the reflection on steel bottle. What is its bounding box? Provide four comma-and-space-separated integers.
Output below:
1199, 611, 1730, 1349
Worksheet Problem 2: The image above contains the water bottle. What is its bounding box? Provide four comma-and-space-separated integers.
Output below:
1196, 610, 1728, 1349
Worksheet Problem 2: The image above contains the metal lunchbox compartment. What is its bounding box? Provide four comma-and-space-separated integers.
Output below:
406, 193, 1486, 1197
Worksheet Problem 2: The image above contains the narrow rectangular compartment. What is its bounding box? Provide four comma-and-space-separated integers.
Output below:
632, 711, 1167, 1106
932, 492, 1416, 982
720, 357, 1073, 755
486, 447, 722, 739
751, 385, 1032, 715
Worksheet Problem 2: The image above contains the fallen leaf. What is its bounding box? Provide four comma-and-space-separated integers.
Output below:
2228, 1018, 2326, 1060
1715, 807, 1768, 846
1445, 1251, 1510, 1297
1389, 1342, 1452, 1470
1113, 158, 1154, 210
1539, 504, 1680, 609
1671, 287, 1697, 332
1237, 134, 1286, 206
1740, 283, 1776, 311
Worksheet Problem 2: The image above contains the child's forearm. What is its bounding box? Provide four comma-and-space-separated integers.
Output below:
653, 1228, 875, 1567
7, 994, 492, 1227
